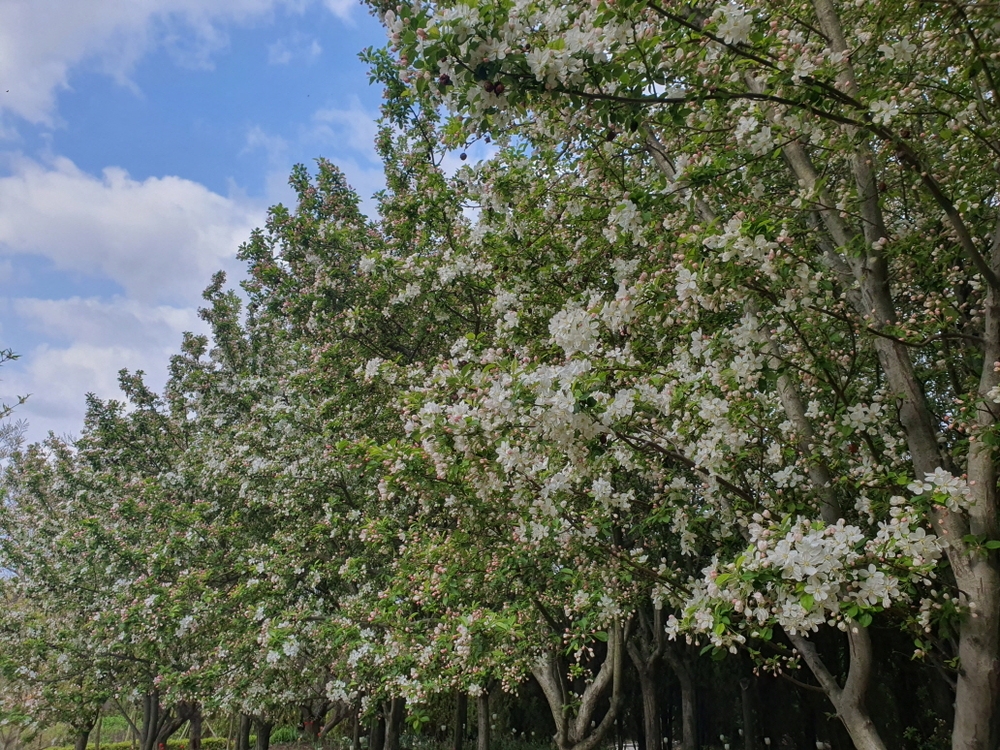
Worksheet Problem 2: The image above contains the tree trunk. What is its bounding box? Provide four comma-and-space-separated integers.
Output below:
739, 679, 757, 750
384, 699, 404, 750
780, 3, 1000, 747
663, 645, 697, 750
627, 608, 664, 750
369, 709, 386, 750
302, 702, 329, 742
476, 693, 490, 750
636, 660, 661, 750
253, 719, 273, 750
140, 693, 161, 750
788, 627, 886, 750
533, 620, 627, 750
952, 227, 1000, 749
352, 707, 362, 750
662, 683, 672, 750
678, 668, 697, 750
237, 715, 252, 750
73, 717, 98, 750
189, 706, 202, 750
452, 692, 468, 750
152, 703, 196, 750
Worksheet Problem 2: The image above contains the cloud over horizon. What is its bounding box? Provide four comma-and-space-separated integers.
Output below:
0, 154, 263, 441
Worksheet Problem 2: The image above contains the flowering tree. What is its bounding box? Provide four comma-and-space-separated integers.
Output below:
372, 1, 1000, 748
6, 3, 1000, 745
0, 443, 112, 750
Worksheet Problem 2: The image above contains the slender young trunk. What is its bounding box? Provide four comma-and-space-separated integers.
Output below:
788, 627, 886, 750
533, 621, 627, 750
476, 693, 490, 750
95, 712, 102, 750
793, 3, 1000, 744
950, 223, 1000, 750
452, 692, 468, 750
384, 699, 404, 750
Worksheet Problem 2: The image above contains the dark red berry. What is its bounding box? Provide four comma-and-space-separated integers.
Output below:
460, 152, 468, 160
493, 82, 505, 94
483, 81, 495, 92
438, 74, 452, 86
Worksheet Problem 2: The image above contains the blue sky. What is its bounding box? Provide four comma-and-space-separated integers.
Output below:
0, 0, 389, 442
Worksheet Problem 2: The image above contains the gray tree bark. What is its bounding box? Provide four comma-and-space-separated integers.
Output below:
476, 692, 490, 750
626, 608, 664, 750
533, 620, 627, 750
384, 698, 404, 750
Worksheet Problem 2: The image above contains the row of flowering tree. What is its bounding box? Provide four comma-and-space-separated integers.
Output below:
2, 1, 999, 750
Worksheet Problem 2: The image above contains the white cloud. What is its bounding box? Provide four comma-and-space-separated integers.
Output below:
0, 0, 358, 127
243, 125, 289, 161
0, 154, 262, 440
322, 0, 357, 20
1, 298, 209, 442
267, 32, 322, 65
14, 297, 202, 349
0, 154, 262, 305
4, 344, 168, 441
309, 98, 381, 162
